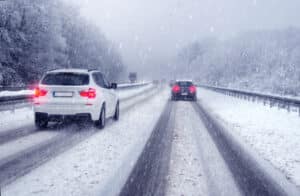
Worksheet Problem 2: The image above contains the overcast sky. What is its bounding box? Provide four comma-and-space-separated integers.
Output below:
66, 0, 300, 77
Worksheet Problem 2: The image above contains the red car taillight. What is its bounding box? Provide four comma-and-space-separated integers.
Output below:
172, 85, 180, 93
189, 85, 196, 93
80, 88, 96, 99
34, 87, 48, 98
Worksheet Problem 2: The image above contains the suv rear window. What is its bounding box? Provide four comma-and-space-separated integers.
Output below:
41, 73, 89, 86
177, 81, 193, 87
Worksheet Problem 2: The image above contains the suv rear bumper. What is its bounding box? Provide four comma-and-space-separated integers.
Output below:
34, 104, 100, 121
35, 112, 92, 122
172, 93, 197, 100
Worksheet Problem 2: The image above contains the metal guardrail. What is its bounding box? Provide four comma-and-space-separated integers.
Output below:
198, 84, 300, 116
0, 86, 27, 91
0, 82, 151, 106
116, 82, 151, 89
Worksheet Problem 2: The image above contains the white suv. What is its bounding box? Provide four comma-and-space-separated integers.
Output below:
33, 69, 119, 129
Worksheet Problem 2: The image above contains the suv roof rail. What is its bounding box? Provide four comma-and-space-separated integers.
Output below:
46, 68, 61, 72
88, 69, 98, 72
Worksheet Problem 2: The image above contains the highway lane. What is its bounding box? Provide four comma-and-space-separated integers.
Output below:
2, 88, 169, 196
0, 85, 159, 187
166, 102, 241, 196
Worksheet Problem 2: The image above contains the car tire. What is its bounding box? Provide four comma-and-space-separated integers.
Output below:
113, 101, 119, 121
35, 113, 48, 129
95, 105, 106, 129
193, 96, 197, 102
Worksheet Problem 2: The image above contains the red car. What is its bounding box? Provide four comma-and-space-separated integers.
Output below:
171, 80, 197, 101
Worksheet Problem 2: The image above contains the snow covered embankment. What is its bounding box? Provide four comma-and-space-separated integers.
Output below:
198, 88, 300, 188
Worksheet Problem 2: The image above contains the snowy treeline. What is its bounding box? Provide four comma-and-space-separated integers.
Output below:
175, 28, 300, 96
0, 0, 124, 86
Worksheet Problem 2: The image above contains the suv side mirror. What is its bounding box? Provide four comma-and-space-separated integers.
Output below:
111, 83, 117, 89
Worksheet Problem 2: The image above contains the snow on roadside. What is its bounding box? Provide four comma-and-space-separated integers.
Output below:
2, 89, 168, 196
0, 107, 34, 133
117, 83, 153, 99
0, 131, 60, 160
198, 88, 300, 188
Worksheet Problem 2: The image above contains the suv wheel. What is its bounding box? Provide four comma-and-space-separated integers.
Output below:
35, 113, 48, 129
95, 105, 106, 129
113, 101, 119, 121
193, 96, 197, 102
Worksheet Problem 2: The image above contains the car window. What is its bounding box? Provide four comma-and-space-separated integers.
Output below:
41, 73, 89, 86
102, 75, 111, 89
92, 73, 106, 88
177, 81, 193, 87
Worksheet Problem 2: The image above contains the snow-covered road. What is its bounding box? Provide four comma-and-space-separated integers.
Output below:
0, 84, 159, 186
1, 85, 300, 196
2, 87, 168, 196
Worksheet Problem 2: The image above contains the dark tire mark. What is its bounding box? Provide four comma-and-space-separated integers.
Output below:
120, 100, 175, 196
192, 102, 299, 196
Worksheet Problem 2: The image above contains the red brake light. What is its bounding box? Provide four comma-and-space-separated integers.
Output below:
80, 88, 96, 99
189, 85, 196, 93
172, 85, 180, 93
34, 87, 48, 97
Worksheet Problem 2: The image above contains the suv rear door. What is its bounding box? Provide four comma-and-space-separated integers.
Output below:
103, 75, 117, 116
92, 72, 114, 116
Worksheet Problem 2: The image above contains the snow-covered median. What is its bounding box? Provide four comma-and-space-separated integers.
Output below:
198, 88, 300, 188
2, 90, 168, 196
0, 90, 33, 97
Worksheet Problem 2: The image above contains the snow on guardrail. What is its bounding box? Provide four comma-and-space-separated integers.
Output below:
117, 82, 151, 89
197, 84, 300, 116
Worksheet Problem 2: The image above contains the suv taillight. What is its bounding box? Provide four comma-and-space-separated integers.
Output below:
172, 85, 180, 93
34, 87, 48, 97
189, 85, 196, 93
80, 88, 96, 99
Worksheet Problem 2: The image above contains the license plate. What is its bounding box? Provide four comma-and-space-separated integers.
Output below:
181, 92, 188, 96
53, 92, 73, 97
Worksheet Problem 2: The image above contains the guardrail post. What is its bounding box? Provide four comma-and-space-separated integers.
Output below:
270, 100, 274, 108
12, 105, 15, 114
263, 98, 266, 106
286, 104, 290, 113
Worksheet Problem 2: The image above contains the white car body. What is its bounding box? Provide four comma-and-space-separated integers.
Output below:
33, 69, 119, 123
